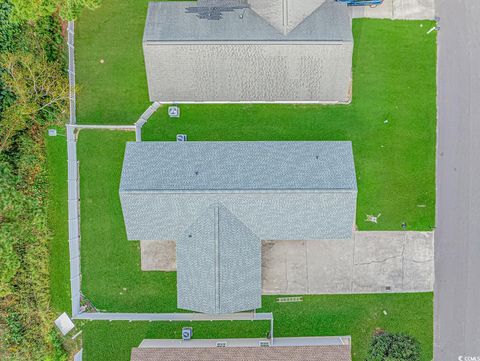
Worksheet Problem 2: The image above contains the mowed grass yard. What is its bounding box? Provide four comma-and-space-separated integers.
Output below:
73, 1, 436, 360
46, 128, 71, 314
79, 294, 432, 361
76, 0, 437, 231
77, 130, 433, 361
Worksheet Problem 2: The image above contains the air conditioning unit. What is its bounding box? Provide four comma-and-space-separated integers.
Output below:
168, 106, 180, 118
216, 341, 227, 347
182, 327, 193, 340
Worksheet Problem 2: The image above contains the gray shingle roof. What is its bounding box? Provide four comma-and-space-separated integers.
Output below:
176, 203, 261, 314
143, 1, 353, 43
119, 141, 357, 313
119, 141, 357, 242
248, 0, 328, 35
131, 344, 352, 361
120, 191, 357, 241
119, 141, 357, 192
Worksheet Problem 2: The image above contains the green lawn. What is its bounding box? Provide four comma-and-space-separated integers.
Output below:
76, 4, 437, 230
81, 320, 269, 361
77, 130, 432, 361
78, 130, 178, 312
80, 293, 433, 361
73, 1, 436, 359
142, 20, 437, 231
76, 0, 151, 123
46, 127, 71, 314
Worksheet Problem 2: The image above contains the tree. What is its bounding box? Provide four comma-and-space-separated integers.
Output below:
365, 332, 421, 361
10, 0, 101, 21
0, 47, 69, 151
0, 2, 70, 359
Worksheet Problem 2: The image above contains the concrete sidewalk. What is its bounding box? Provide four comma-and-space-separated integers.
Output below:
262, 231, 434, 295
351, 0, 435, 20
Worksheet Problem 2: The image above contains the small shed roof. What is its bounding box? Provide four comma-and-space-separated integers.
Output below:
120, 141, 357, 193
176, 203, 261, 314
143, 1, 353, 43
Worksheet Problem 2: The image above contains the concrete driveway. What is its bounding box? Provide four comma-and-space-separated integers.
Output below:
262, 231, 434, 294
351, 0, 435, 20
140, 232, 434, 295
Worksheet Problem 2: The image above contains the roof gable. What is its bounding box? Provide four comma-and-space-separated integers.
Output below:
176, 203, 261, 314
249, 0, 328, 35
143, 1, 352, 43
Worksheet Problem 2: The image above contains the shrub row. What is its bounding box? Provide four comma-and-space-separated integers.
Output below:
0, 1, 99, 359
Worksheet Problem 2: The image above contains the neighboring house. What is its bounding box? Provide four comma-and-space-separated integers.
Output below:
142, 0, 353, 103
131, 337, 352, 361
119, 141, 357, 314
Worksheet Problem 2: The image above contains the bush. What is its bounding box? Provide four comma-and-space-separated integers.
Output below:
0, 0, 104, 357
0, 2, 22, 53
10, 0, 102, 21
365, 331, 421, 361
0, 1, 70, 360
0, 1, 22, 115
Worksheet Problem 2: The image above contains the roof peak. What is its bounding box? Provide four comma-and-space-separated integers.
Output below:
189, 1, 329, 34
247, 0, 329, 35
144, 2, 352, 43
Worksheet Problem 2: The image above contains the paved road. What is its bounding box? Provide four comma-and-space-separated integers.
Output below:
435, 1, 480, 360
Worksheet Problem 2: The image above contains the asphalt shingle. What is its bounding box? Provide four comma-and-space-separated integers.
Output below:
176, 203, 261, 314
131, 345, 352, 361
119, 141, 357, 242
120, 141, 357, 192
143, 1, 353, 42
